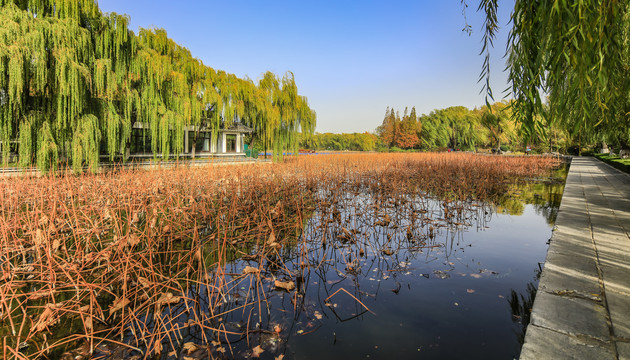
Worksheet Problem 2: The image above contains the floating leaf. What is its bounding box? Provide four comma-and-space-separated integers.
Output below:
243, 266, 260, 275
138, 277, 152, 288
109, 297, 130, 315
381, 249, 394, 256
183, 342, 198, 354
252, 345, 264, 358
274, 280, 295, 291
156, 292, 181, 307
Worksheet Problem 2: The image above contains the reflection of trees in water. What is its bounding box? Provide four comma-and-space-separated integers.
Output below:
495, 165, 568, 224
92, 166, 564, 359
132, 191, 498, 357
509, 282, 537, 347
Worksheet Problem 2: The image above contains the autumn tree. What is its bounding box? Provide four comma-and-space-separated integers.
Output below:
376, 107, 396, 147
395, 107, 420, 149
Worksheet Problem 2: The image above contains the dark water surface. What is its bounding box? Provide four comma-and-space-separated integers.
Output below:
281, 204, 550, 359
88, 166, 567, 360
163, 166, 568, 360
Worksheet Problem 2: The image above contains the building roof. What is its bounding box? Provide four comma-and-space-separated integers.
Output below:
132, 121, 255, 133
222, 123, 254, 133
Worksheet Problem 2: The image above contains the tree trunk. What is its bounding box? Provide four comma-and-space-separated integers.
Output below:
192, 130, 198, 159
264, 138, 268, 160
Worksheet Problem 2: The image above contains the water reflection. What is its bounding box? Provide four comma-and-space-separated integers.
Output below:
496, 166, 568, 223
509, 282, 537, 346
91, 165, 567, 359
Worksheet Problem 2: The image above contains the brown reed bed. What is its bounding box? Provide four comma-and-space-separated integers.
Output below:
0, 153, 561, 359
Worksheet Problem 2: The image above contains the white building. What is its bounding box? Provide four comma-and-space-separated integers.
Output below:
129, 122, 254, 158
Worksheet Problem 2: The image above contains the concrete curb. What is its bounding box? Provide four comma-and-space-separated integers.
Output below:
521, 157, 630, 359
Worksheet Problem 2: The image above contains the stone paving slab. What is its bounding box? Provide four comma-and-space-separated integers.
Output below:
529, 291, 610, 341
521, 157, 630, 360
521, 325, 615, 360
607, 290, 630, 340
618, 342, 630, 360
537, 251, 601, 297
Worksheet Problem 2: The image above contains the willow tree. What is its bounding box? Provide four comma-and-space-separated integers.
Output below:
419, 109, 456, 150
1, 0, 316, 171
476, 0, 630, 150
1, 2, 91, 170
0, 0, 134, 172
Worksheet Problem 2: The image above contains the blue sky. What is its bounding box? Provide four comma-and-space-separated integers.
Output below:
98, 1, 515, 133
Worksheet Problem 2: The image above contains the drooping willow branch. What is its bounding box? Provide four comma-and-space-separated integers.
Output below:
471, 0, 630, 146
0, 0, 316, 172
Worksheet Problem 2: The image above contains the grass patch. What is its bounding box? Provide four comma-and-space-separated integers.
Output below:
593, 153, 630, 174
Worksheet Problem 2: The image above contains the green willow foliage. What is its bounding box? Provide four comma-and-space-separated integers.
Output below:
0, 0, 316, 172
478, 0, 630, 148
301, 132, 378, 151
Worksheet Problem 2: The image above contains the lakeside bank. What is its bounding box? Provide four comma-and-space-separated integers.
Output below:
0, 156, 271, 177
520, 157, 630, 359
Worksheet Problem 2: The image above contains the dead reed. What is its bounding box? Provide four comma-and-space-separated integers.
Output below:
0, 153, 560, 359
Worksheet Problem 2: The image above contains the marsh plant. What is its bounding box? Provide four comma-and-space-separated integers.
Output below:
0, 153, 561, 359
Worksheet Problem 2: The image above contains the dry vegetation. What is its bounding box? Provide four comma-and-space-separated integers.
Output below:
0, 153, 560, 359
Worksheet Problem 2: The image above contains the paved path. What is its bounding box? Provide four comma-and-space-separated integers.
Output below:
521, 157, 630, 359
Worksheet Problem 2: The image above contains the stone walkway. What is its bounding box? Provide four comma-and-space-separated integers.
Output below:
521, 157, 630, 359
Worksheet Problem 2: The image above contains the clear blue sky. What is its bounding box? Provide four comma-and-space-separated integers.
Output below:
99, 1, 515, 133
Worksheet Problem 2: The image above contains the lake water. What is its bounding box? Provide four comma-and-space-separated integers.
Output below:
133, 165, 568, 360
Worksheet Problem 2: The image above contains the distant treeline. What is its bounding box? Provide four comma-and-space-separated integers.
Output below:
300, 132, 378, 151
302, 101, 571, 153
376, 102, 524, 151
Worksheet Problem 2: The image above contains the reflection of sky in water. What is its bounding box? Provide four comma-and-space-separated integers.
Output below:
277, 204, 553, 360
111, 168, 566, 359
